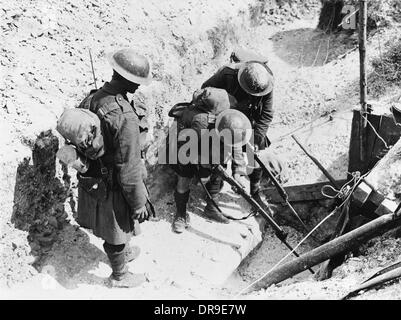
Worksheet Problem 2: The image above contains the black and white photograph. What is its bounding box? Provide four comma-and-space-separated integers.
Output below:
1, 0, 401, 306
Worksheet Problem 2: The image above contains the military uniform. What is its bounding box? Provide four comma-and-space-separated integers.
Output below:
76, 82, 150, 245
170, 103, 246, 179
202, 63, 285, 198
201, 64, 274, 150
169, 88, 248, 231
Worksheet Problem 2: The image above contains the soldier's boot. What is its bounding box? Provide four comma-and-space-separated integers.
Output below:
104, 242, 147, 288
203, 196, 230, 223
172, 191, 190, 234
125, 245, 141, 263
249, 168, 273, 215
203, 173, 229, 223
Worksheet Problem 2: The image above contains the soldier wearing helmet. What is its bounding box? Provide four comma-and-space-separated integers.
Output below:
168, 87, 250, 233
202, 58, 284, 210
75, 48, 154, 288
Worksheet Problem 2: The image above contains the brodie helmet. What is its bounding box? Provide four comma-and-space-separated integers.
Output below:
107, 48, 152, 85
215, 109, 252, 147
237, 61, 274, 96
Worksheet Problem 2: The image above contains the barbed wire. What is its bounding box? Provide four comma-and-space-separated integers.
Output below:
360, 112, 389, 149
271, 105, 356, 143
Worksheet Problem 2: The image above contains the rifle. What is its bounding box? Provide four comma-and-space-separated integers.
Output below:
247, 143, 310, 233
88, 49, 97, 90
291, 135, 340, 188
212, 164, 315, 275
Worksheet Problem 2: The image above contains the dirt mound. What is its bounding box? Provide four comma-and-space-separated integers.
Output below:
12, 131, 70, 261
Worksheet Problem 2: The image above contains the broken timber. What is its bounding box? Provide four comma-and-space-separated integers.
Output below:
315, 202, 350, 281
315, 107, 401, 280
246, 210, 401, 292
348, 108, 401, 175
262, 180, 347, 204
247, 137, 401, 292
352, 134, 401, 215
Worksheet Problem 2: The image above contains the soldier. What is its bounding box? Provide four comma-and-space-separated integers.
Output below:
168, 87, 251, 233
76, 48, 154, 288
201, 60, 281, 209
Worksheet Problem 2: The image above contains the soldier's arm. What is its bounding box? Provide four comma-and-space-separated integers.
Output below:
201, 67, 226, 89
254, 91, 274, 148
111, 110, 147, 211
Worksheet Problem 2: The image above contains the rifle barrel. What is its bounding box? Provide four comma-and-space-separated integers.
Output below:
249, 147, 310, 233
213, 165, 315, 274
291, 134, 340, 189
89, 49, 97, 90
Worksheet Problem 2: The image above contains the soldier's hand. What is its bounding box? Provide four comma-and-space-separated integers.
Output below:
233, 173, 247, 189
133, 206, 149, 222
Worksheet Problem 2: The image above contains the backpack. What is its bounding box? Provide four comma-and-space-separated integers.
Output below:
168, 87, 237, 129
166, 87, 238, 167
56, 106, 105, 160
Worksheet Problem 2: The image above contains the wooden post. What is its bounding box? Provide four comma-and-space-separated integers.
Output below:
359, 0, 368, 162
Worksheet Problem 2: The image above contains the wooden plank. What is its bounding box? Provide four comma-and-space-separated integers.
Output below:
365, 113, 381, 167
366, 189, 385, 207
365, 136, 401, 203
366, 114, 401, 171
375, 199, 399, 216
352, 181, 373, 207
348, 111, 401, 176
261, 180, 348, 204
348, 109, 364, 174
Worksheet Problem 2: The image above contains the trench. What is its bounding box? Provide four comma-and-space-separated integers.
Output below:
2, 0, 369, 297
218, 190, 336, 296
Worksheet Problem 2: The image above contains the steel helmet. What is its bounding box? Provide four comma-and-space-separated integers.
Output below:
106, 48, 152, 85
215, 109, 252, 147
237, 61, 273, 96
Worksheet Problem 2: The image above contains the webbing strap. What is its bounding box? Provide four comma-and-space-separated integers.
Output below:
97, 158, 108, 178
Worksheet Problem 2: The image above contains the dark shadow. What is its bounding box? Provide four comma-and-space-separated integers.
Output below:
11, 130, 108, 289
256, 152, 351, 244
186, 226, 242, 253
271, 27, 357, 67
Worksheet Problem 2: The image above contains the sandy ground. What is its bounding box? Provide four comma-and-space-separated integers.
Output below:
2, 0, 401, 300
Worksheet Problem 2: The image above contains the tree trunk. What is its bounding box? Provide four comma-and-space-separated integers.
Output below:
317, 0, 345, 32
